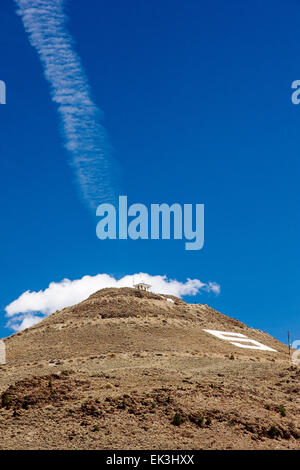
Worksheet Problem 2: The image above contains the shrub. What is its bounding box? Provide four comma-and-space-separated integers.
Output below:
278, 404, 286, 417
267, 426, 280, 438
1, 393, 12, 408
197, 417, 204, 427
172, 412, 185, 426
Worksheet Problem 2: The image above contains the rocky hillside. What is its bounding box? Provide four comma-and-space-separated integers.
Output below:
0, 288, 298, 450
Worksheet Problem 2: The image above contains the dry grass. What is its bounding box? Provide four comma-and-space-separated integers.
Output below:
0, 288, 298, 450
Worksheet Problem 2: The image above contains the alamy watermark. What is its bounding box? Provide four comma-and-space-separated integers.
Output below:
0, 80, 6, 104
292, 340, 300, 366
0, 340, 6, 365
96, 196, 204, 251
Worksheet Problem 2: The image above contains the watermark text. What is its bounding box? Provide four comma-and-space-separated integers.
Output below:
96, 196, 204, 251
0, 80, 6, 104
0, 340, 6, 365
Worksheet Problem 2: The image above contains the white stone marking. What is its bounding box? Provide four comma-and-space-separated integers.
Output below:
203, 329, 277, 352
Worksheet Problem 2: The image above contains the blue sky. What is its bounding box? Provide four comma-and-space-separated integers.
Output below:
1, 0, 300, 343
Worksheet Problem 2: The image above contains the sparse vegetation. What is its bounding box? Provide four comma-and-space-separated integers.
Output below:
191, 415, 211, 428
267, 425, 280, 438
1, 393, 12, 408
172, 412, 185, 426
197, 417, 204, 427
244, 422, 254, 433
278, 404, 286, 417
0, 287, 298, 449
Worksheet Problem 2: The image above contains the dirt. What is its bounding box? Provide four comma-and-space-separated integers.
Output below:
0, 287, 299, 450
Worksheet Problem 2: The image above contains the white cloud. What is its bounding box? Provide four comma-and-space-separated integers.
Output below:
5, 273, 220, 331
7, 314, 43, 332
15, 0, 118, 209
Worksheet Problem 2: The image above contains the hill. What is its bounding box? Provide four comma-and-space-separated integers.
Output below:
0, 288, 299, 449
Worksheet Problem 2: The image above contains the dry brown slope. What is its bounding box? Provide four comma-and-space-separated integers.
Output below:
0, 288, 298, 450
4, 288, 287, 366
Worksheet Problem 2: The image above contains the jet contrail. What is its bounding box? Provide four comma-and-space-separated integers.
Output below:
14, 0, 119, 209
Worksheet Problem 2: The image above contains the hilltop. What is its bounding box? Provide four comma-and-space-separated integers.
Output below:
0, 288, 299, 449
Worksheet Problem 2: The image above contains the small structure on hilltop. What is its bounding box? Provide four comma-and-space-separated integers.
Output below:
133, 282, 152, 292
